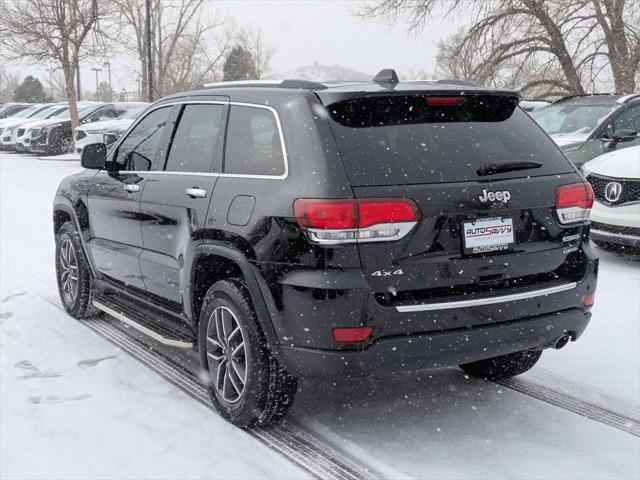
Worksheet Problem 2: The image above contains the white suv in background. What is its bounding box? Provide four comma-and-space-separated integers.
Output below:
584, 145, 640, 249
1, 104, 67, 151
74, 102, 147, 153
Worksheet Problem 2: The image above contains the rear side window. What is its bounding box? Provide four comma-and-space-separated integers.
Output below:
165, 104, 225, 173
116, 106, 171, 171
328, 95, 573, 185
224, 105, 285, 176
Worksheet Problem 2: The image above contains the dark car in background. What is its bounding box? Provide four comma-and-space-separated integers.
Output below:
30, 102, 134, 156
531, 94, 640, 168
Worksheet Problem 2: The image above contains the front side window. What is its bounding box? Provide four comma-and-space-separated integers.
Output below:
165, 104, 225, 173
224, 105, 285, 176
115, 107, 171, 171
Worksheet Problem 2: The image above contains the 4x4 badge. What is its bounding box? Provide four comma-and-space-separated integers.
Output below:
478, 189, 511, 203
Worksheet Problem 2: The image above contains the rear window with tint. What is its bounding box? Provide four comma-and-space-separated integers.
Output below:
327, 94, 573, 185
224, 105, 285, 176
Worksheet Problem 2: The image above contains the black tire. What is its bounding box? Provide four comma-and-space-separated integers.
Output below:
460, 349, 542, 380
55, 221, 99, 319
198, 278, 297, 427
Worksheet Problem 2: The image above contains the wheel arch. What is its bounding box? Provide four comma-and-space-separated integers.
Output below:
53, 199, 96, 275
190, 243, 282, 356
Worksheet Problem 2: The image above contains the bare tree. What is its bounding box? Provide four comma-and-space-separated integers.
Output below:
359, 0, 640, 94
0, 0, 111, 129
115, 0, 232, 97
238, 28, 276, 79
435, 29, 568, 98
46, 70, 69, 101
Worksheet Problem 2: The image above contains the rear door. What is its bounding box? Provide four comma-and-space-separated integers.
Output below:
325, 93, 586, 311
138, 100, 227, 307
86, 105, 173, 291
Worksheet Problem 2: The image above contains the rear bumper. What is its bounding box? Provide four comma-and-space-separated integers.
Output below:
281, 308, 591, 376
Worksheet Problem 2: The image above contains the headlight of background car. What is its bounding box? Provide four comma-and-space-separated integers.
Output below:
86, 129, 105, 134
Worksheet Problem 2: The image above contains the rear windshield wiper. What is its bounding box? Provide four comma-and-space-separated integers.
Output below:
476, 161, 543, 177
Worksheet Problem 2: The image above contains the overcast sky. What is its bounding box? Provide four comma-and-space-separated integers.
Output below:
14, 0, 469, 96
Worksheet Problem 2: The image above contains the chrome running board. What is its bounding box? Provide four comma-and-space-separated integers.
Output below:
395, 282, 578, 313
93, 300, 195, 349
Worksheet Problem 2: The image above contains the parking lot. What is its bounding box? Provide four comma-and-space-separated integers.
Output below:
1, 152, 639, 479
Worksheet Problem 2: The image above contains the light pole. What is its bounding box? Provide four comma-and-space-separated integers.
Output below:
91, 67, 102, 101
103, 61, 112, 101
145, 0, 153, 101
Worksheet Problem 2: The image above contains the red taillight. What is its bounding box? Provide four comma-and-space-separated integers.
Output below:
583, 293, 595, 307
356, 198, 421, 228
426, 96, 464, 106
333, 326, 373, 343
555, 183, 594, 225
293, 198, 421, 244
293, 199, 357, 229
556, 183, 594, 209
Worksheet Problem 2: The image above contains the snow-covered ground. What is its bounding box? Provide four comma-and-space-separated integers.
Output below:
1, 152, 639, 479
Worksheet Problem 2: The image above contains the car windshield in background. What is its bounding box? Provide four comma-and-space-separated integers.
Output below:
531, 104, 616, 136
55, 106, 95, 120
13, 106, 41, 118
328, 94, 573, 185
31, 106, 65, 119
120, 106, 146, 119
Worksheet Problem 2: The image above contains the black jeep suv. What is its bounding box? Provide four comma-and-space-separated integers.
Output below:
53, 70, 598, 427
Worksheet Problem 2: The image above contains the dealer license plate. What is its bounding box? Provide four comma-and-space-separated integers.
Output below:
463, 217, 515, 254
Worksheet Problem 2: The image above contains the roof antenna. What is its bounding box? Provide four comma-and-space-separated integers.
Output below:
373, 69, 399, 85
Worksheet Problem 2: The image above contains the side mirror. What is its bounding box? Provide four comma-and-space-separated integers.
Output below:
612, 129, 638, 143
81, 143, 107, 169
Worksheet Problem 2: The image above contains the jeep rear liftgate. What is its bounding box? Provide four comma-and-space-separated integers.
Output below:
325, 93, 589, 316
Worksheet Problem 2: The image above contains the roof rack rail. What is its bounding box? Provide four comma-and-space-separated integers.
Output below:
435, 79, 478, 87
552, 93, 627, 104
195, 79, 326, 91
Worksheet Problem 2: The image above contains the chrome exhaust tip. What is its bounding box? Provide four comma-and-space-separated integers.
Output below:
554, 334, 571, 350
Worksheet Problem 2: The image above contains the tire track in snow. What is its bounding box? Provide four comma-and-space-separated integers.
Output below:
43, 294, 379, 480
495, 376, 640, 437
44, 292, 639, 463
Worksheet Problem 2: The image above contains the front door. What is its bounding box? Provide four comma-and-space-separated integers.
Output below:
86, 105, 173, 291
137, 100, 228, 307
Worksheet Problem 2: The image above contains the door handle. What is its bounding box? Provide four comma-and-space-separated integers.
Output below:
123, 184, 140, 193
184, 188, 207, 198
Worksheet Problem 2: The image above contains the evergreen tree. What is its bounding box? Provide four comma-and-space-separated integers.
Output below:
13, 75, 52, 102
222, 46, 258, 81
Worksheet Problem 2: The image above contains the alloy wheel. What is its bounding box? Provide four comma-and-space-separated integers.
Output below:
60, 137, 74, 154
58, 238, 79, 305
205, 306, 248, 403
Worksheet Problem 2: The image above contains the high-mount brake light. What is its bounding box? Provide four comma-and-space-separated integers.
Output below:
425, 96, 464, 105
293, 198, 421, 244
555, 183, 594, 225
